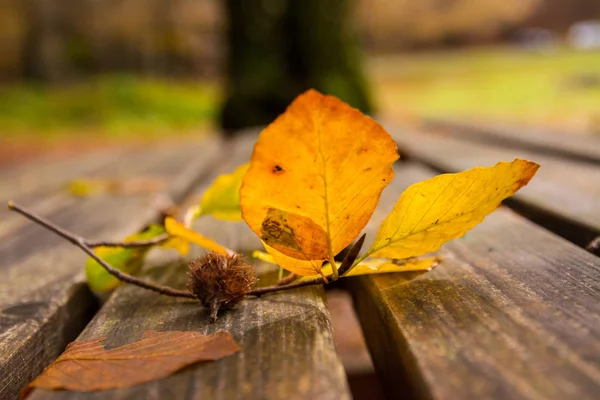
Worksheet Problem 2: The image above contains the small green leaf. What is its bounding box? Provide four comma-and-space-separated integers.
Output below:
85, 224, 165, 292
193, 163, 249, 221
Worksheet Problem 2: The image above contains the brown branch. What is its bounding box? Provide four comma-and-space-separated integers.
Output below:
276, 273, 297, 286
7, 201, 333, 306
86, 234, 169, 248
7, 201, 169, 249
8, 202, 195, 299
247, 276, 326, 296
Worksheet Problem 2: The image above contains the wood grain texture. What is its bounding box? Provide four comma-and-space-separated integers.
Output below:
424, 117, 600, 164
29, 132, 350, 400
384, 123, 600, 248
0, 138, 221, 400
348, 162, 600, 400
0, 139, 215, 239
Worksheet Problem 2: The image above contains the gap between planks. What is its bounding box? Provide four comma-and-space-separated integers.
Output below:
423, 118, 600, 165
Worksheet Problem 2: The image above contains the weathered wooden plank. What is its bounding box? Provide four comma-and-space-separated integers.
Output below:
348, 162, 600, 400
0, 138, 221, 400
29, 132, 350, 400
0, 148, 127, 239
384, 123, 600, 248
0, 139, 213, 239
424, 117, 600, 164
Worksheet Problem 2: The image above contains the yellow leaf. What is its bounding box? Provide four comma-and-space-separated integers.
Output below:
343, 257, 438, 276
240, 89, 398, 276
299, 257, 439, 281
164, 217, 230, 256
195, 163, 249, 221
251, 250, 276, 264
161, 237, 190, 256
263, 242, 327, 277
366, 159, 539, 260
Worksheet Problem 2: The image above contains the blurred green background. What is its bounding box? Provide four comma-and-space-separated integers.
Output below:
1, 0, 599, 150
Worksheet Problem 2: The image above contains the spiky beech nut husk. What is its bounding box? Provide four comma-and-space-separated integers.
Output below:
187, 252, 257, 322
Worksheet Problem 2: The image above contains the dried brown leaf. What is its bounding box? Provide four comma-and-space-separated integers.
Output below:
22, 330, 240, 397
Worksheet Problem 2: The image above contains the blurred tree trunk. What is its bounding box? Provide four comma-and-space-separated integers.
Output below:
23, 0, 67, 81
220, 0, 373, 133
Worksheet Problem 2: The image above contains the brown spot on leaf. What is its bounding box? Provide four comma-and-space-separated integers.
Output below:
261, 210, 301, 252
259, 208, 329, 260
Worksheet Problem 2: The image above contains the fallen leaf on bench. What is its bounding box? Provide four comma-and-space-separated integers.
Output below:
325, 257, 439, 277
86, 224, 166, 292
252, 250, 438, 280
365, 159, 540, 259
240, 89, 398, 276
185, 163, 249, 224
22, 330, 240, 397
68, 177, 167, 197
164, 217, 231, 256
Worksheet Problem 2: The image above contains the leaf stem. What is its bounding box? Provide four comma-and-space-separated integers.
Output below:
329, 256, 339, 280
183, 205, 202, 228
8, 201, 195, 299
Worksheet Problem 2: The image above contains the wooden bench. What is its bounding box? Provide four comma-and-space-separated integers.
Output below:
423, 118, 600, 165
345, 122, 600, 399
383, 122, 600, 249
1, 122, 599, 399
1, 133, 349, 400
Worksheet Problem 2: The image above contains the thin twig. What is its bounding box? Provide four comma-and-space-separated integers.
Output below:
86, 234, 169, 248
8, 201, 195, 299
248, 276, 326, 296
276, 273, 297, 286
8, 201, 332, 304
7, 201, 169, 249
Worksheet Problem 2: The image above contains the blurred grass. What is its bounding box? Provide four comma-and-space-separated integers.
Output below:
0, 76, 220, 140
371, 47, 600, 131
2, 47, 599, 143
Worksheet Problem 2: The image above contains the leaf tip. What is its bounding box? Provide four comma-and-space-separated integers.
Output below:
511, 158, 540, 190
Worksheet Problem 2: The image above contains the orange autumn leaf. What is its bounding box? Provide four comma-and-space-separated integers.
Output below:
240, 89, 398, 276
260, 208, 330, 260
22, 331, 240, 396
263, 242, 327, 276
